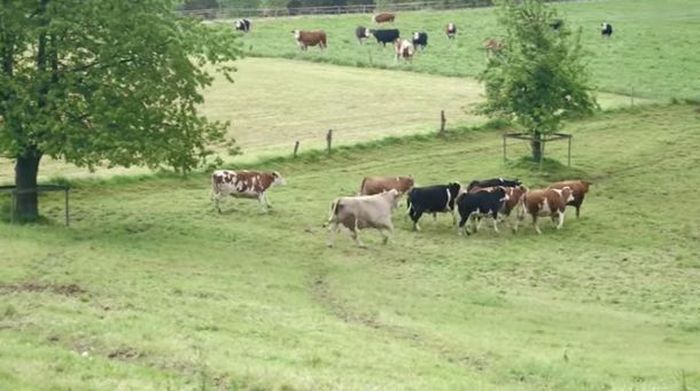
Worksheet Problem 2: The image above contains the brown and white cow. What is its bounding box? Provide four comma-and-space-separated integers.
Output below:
211, 170, 286, 213
483, 38, 504, 57
373, 12, 395, 24
292, 30, 327, 51
359, 175, 414, 196
547, 180, 592, 218
325, 189, 401, 248
445, 23, 457, 39
515, 187, 575, 234
394, 38, 415, 62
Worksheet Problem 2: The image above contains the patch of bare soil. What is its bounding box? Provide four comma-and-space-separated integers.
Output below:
107, 346, 143, 361
0, 282, 86, 296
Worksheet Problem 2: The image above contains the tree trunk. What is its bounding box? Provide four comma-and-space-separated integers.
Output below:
531, 131, 543, 162
13, 147, 42, 222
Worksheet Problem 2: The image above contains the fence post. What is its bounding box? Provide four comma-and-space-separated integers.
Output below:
326, 129, 333, 154
293, 140, 300, 158
439, 110, 446, 135
65, 188, 70, 227
502, 135, 507, 162
567, 136, 572, 167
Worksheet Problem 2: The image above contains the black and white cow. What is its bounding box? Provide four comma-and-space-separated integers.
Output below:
406, 182, 462, 231
456, 187, 509, 235
601, 22, 613, 38
355, 26, 370, 44
234, 18, 251, 32
370, 29, 400, 46
466, 177, 521, 192
411, 32, 428, 50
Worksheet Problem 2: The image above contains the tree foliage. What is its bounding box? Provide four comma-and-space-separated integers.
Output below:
0, 0, 242, 220
477, 0, 597, 161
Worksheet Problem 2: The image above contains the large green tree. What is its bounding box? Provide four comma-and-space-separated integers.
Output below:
477, 0, 597, 162
0, 0, 241, 221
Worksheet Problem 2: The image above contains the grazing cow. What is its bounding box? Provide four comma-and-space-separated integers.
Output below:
547, 180, 592, 218
394, 38, 415, 62
467, 177, 521, 193
411, 32, 428, 50
359, 176, 414, 196
456, 187, 509, 235
325, 189, 402, 248
406, 182, 462, 231
549, 19, 563, 31
355, 26, 370, 44
211, 170, 286, 213
373, 12, 395, 24
601, 22, 613, 38
483, 38, 504, 56
446, 23, 457, 39
370, 29, 400, 46
234, 18, 251, 32
292, 30, 327, 50
515, 187, 575, 234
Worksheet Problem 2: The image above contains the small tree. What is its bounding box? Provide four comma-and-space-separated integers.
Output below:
0, 0, 241, 222
477, 0, 597, 162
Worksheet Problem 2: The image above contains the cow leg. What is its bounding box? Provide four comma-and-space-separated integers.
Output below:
410, 208, 423, 231
474, 215, 483, 232
258, 193, 268, 212
532, 215, 542, 235
212, 194, 223, 214
556, 211, 566, 230
457, 213, 469, 236
262, 192, 272, 209
492, 211, 500, 233
379, 227, 391, 245
352, 218, 366, 248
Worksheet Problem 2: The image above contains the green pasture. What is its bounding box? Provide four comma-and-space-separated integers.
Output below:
1, 104, 699, 389
234, 0, 700, 101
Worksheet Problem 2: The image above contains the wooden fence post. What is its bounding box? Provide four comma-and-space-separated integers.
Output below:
326, 129, 333, 154
439, 110, 446, 136
293, 140, 300, 158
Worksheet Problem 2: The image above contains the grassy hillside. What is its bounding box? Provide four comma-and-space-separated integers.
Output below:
234, 0, 700, 101
0, 58, 641, 183
1, 104, 699, 389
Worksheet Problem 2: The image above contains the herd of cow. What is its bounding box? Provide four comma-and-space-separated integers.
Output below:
232, 12, 614, 62
210, 169, 592, 248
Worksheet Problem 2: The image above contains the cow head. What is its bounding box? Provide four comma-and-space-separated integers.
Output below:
234, 20, 241, 29
561, 186, 575, 203
363, 28, 371, 38
447, 182, 462, 198
581, 180, 592, 193
291, 30, 301, 40
272, 171, 287, 186
384, 188, 401, 209
412, 32, 419, 40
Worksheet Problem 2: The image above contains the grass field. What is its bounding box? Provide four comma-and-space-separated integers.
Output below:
1, 104, 699, 389
235, 0, 700, 101
0, 57, 643, 183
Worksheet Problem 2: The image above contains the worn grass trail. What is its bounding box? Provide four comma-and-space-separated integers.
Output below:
1, 105, 699, 389
236, 0, 700, 101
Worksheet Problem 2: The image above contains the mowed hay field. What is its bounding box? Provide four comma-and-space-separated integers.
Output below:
1, 105, 699, 389
236, 0, 700, 101
0, 57, 642, 183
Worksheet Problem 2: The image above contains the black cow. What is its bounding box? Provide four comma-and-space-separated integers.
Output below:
411, 32, 428, 50
355, 26, 370, 44
370, 29, 400, 46
466, 177, 521, 192
601, 22, 613, 38
234, 18, 251, 32
549, 19, 564, 31
406, 182, 462, 231
456, 187, 509, 236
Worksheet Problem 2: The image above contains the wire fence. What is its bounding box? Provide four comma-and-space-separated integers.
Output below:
179, 0, 593, 20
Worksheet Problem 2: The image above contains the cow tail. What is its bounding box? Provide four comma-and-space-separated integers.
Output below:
324, 199, 339, 227
358, 178, 367, 195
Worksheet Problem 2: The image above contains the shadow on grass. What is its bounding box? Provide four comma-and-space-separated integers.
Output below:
505, 156, 591, 184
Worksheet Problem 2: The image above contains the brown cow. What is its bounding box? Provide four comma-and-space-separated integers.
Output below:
292, 30, 327, 50
373, 12, 395, 23
359, 176, 414, 196
515, 187, 575, 234
325, 189, 402, 248
548, 180, 592, 218
211, 170, 286, 213
483, 38, 504, 56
